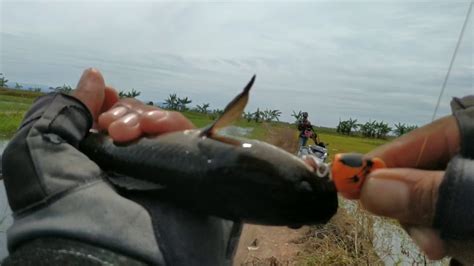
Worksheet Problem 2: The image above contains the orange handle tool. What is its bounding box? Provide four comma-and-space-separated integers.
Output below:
331, 153, 386, 194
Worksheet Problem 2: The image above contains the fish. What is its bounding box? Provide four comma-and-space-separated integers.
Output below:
80, 75, 338, 226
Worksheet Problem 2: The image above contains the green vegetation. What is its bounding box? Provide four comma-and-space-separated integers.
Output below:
164, 93, 192, 111
321, 133, 388, 156
49, 84, 73, 94
0, 87, 44, 98
119, 89, 141, 98
0, 73, 8, 87
0, 112, 24, 137
393, 122, 418, 136
0, 87, 44, 137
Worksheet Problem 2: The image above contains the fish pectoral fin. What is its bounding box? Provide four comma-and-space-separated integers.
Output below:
107, 173, 165, 191
200, 75, 256, 138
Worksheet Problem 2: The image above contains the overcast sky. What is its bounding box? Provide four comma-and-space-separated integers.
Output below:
0, 0, 472, 127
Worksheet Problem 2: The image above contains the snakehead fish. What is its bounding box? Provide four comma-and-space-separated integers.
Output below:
80, 76, 338, 226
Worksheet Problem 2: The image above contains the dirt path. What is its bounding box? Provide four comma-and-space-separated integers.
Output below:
233, 224, 309, 265
232, 127, 307, 265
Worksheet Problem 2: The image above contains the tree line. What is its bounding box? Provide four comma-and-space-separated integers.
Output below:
1, 73, 418, 134
336, 118, 418, 138
162, 93, 282, 122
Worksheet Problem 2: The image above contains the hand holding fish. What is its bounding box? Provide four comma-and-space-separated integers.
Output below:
72, 69, 195, 142
2, 68, 244, 265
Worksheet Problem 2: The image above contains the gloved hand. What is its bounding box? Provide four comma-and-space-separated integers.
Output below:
1, 68, 238, 265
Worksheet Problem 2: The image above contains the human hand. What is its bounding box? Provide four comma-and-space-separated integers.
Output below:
354, 116, 460, 259
2, 67, 181, 264
73, 68, 194, 142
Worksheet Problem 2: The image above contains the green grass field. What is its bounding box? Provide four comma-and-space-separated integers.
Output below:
0, 88, 40, 137
0, 87, 389, 155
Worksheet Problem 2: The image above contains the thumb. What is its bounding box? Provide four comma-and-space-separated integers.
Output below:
360, 168, 444, 226
72, 68, 106, 121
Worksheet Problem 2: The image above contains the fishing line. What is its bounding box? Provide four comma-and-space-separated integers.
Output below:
416, 0, 473, 167
431, 0, 472, 122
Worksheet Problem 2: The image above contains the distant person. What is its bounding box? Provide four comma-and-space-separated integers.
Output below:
297, 112, 316, 148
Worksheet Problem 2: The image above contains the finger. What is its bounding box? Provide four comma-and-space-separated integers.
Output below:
108, 113, 141, 142
97, 86, 121, 129
98, 97, 156, 128
405, 225, 446, 260
366, 116, 460, 169
140, 110, 195, 134
98, 106, 129, 130
101, 85, 120, 113
72, 68, 106, 120
360, 168, 444, 226
115, 98, 155, 114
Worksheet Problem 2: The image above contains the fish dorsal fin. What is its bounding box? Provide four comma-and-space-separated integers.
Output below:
200, 75, 256, 139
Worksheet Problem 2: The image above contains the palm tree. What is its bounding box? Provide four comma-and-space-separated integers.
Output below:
376, 121, 391, 139
253, 108, 263, 123
51, 84, 73, 94
196, 103, 210, 113
177, 97, 192, 111
270, 109, 282, 122
359, 121, 377, 138
347, 118, 358, 134
393, 122, 407, 137
337, 118, 358, 135
165, 94, 178, 110
243, 111, 253, 122
15, 83, 23, 89
263, 109, 272, 122
119, 89, 141, 98
0, 73, 8, 87
291, 110, 302, 123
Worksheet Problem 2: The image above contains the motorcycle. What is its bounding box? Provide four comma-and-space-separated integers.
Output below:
297, 142, 329, 164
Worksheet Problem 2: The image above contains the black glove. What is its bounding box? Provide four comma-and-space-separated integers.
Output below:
1, 93, 239, 265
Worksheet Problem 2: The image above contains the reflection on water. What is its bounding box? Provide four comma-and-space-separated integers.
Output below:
0, 139, 12, 260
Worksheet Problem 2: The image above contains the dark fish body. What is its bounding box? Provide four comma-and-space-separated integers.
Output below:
81, 130, 337, 226
80, 76, 338, 226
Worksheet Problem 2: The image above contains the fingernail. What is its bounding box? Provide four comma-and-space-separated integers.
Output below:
146, 110, 167, 120
121, 113, 139, 126
361, 177, 410, 216
110, 106, 128, 117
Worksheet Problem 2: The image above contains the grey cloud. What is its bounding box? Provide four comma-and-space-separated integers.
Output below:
1, 1, 472, 127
